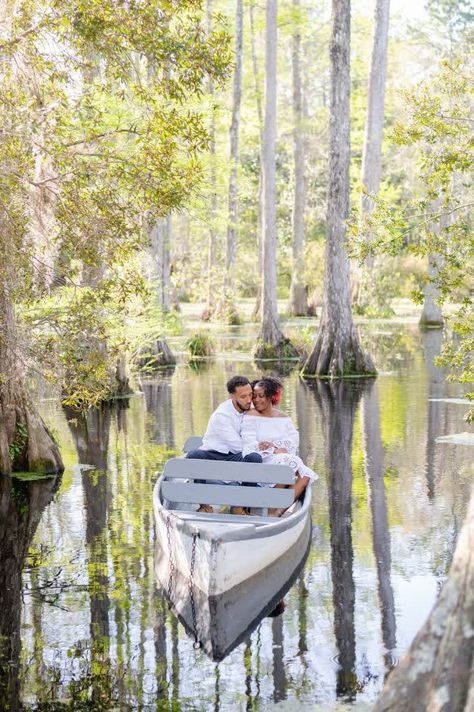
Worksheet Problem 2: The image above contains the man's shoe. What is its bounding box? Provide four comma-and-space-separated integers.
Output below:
197, 504, 213, 513
230, 506, 249, 515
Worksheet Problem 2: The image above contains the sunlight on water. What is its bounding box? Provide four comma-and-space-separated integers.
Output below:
1, 325, 472, 711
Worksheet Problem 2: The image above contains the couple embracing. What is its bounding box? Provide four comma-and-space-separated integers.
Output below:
186, 375, 317, 515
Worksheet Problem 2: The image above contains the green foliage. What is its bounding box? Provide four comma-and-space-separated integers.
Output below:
0, 0, 232, 408
254, 338, 299, 362
186, 331, 214, 359
9, 420, 28, 466
352, 44, 474, 413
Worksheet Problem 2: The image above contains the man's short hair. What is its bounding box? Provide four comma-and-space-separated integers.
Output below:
226, 375, 250, 394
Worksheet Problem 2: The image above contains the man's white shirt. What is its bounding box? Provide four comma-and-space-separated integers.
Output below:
200, 398, 244, 453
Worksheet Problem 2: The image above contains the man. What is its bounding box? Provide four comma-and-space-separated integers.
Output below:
186, 375, 262, 464
186, 375, 262, 514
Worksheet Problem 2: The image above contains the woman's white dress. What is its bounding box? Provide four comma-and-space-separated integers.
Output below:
241, 414, 318, 482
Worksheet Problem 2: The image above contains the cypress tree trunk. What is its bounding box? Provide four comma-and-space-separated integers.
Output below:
255, 0, 297, 360
219, 0, 243, 324
0, 284, 63, 476
302, 0, 374, 378
249, 0, 264, 321
288, 0, 310, 317
420, 253, 444, 327
355, 0, 390, 307
203, 0, 219, 322
140, 217, 176, 371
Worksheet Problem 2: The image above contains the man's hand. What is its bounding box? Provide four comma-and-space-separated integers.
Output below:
273, 448, 288, 454
258, 441, 274, 451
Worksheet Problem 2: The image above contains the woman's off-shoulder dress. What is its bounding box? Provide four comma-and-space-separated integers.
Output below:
241, 414, 318, 482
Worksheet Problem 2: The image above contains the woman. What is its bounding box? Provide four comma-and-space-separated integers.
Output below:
241, 377, 317, 515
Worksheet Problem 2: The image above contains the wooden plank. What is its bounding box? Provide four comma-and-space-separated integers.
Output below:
173, 511, 276, 524
164, 457, 294, 485
161, 481, 294, 508
182, 436, 203, 453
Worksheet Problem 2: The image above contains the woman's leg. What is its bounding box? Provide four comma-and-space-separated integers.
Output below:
269, 473, 310, 516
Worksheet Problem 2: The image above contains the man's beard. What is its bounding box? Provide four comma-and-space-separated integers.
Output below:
236, 402, 251, 412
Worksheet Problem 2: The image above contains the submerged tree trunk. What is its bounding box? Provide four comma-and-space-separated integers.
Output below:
302, 0, 375, 377
355, 0, 390, 307
373, 485, 474, 712
255, 0, 297, 360
0, 285, 63, 476
219, 0, 243, 324
288, 0, 310, 317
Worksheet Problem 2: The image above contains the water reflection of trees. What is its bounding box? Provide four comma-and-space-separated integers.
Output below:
0, 474, 59, 712
65, 405, 113, 706
422, 329, 446, 500
361, 381, 397, 671
309, 380, 362, 698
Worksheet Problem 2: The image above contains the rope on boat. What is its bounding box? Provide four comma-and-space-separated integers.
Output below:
165, 514, 175, 600
189, 531, 201, 650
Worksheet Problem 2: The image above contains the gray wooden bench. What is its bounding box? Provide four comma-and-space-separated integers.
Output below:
161, 456, 295, 518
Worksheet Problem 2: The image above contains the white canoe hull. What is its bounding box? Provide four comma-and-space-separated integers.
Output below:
153, 476, 312, 596
154, 516, 312, 660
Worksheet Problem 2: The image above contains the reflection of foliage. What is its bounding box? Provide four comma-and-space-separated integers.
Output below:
361, 328, 419, 372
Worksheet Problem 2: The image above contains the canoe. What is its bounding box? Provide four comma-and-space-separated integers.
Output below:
154, 513, 311, 660
153, 452, 312, 597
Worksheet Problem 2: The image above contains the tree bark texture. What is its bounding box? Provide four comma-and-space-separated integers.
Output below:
373, 484, 474, 712
223, 0, 243, 307
0, 285, 63, 476
288, 0, 310, 317
420, 197, 448, 328
302, 0, 375, 377
360, 0, 390, 225
256, 0, 296, 359
355, 0, 390, 304
203, 0, 218, 323
149, 216, 172, 314
249, 0, 264, 321
420, 252, 445, 328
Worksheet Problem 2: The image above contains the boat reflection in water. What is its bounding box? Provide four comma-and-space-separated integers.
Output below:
154, 516, 311, 661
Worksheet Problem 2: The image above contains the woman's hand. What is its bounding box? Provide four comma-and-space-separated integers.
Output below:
273, 447, 288, 454
258, 441, 274, 451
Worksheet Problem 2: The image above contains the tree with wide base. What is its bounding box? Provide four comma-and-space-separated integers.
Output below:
0, 285, 63, 477
373, 484, 474, 712
301, 0, 374, 378
254, 0, 297, 361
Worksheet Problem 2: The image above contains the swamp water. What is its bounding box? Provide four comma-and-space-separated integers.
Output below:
1, 324, 473, 711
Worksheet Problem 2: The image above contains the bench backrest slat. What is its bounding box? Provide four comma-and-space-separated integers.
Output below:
164, 457, 294, 485
183, 436, 203, 453
161, 481, 294, 509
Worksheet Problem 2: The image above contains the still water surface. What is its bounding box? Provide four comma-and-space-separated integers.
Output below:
1, 324, 473, 711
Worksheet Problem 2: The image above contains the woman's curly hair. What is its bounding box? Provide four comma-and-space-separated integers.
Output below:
251, 377, 284, 405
